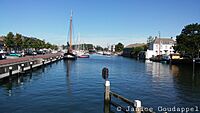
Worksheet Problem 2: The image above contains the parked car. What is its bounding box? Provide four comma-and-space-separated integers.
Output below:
37, 50, 45, 55
26, 50, 37, 56
9, 52, 22, 57
0, 50, 6, 60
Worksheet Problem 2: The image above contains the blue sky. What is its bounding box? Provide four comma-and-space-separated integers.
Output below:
0, 0, 200, 47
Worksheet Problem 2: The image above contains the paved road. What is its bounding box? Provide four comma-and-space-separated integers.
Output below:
0, 53, 62, 65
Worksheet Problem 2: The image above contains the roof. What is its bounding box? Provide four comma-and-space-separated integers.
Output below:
0, 36, 5, 42
153, 38, 175, 44
125, 43, 146, 48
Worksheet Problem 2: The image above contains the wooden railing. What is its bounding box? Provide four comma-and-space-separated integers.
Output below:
102, 67, 158, 113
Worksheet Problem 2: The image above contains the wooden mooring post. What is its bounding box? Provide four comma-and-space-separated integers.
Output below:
102, 67, 110, 113
102, 67, 152, 113
134, 100, 142, 113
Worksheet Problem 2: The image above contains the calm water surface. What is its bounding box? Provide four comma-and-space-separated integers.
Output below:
0, 55, 200, 113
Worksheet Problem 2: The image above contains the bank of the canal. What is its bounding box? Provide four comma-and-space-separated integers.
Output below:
0, 54, 200, 113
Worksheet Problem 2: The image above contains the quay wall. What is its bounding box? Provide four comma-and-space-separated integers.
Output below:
0, 53, 63, 79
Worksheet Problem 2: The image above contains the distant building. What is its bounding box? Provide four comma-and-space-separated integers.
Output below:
0, 36, 5, 49
111, 44, 115, 52
122, 43, 146, 57
146, 38, 175, 59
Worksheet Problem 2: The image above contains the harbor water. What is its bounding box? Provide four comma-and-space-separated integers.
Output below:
0, 55, 200, 113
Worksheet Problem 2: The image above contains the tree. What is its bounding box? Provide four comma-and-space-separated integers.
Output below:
131, 46, 144, 57
115, 43, 124, 52
4, 32, 15, 52
15, 33, 23, 51
175, 23, 200, 58
95, 45, 103, 51
147, 36, 154, 48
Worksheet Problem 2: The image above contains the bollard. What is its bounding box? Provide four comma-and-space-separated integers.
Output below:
9, 66, 13, 81
193, 59, 195, 77
42, 60, 45, 65
134, 100, 142, 113
102, 67, 109, 80
104, 80, 110, 113
193, 59, 195, 67
30, 62, 33, 70
21, 64, 25, 72
50, 58, 52, 62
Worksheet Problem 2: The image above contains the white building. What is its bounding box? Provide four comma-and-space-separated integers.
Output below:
111, 44, 115, 52
146, 38, 175, 59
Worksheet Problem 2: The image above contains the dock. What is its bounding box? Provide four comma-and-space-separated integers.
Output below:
0, 53, 63, 79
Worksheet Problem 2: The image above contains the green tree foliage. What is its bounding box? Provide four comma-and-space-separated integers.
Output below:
131, 46, 145, 56
15, 33, 23, 51
3, 32, 58, 51
115, 43, 124, 52
175, 23, 200, 58
95, 45, 103, 51
4, 32, 15, 51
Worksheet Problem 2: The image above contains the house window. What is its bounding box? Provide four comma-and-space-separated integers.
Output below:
165, 46, 167, 49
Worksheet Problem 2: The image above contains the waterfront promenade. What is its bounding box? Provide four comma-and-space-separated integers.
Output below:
0, 53, 62, 65
0, 53, 62, 79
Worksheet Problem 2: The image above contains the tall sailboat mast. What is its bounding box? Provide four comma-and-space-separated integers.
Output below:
63, 10, 77, 60
69, 11, 73, 50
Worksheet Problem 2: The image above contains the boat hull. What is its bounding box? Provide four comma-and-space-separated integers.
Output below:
78, 55, 90, 58
63, 52, 77, 60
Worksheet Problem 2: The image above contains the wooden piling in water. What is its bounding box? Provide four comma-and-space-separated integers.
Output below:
102, 67, 110, 113
104, 80, 110, 113
134, 100, 142, 113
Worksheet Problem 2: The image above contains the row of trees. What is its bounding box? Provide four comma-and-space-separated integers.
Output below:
4, 32, 58, 52
94, 43, 125, 52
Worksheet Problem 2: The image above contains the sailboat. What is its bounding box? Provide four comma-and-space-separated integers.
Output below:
63, 11, 77, 60
75, 34, 90, 58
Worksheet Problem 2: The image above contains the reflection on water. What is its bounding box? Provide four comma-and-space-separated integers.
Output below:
0, 56, 200, 113
63, 60, 75, 95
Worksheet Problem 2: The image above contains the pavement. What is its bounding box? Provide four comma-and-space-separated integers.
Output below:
0, 53, 62, 65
